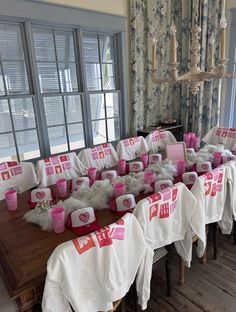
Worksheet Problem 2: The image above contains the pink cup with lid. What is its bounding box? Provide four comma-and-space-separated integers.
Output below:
114, 182, 126, 197
4, 189, 18, 211
117, 159, 126, 175
144, 171, 155, 184
56, 178, 67, 199
50, 207, 65, 233
140, 153, 149, 168
88, 167, 97, 183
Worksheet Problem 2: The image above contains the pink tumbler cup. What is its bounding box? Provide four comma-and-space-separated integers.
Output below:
183, 133, 191, 148
88, 167, 97, 183
56, 178, 67, 199
50, 207, 65, 233
114, 182, 126, 197
117, 159, 126, 175
140, 153, 149, 168
176, 160, 186, 176
4, 189, 18, 211
144, 171, 155, 184
213, 151, 222, 168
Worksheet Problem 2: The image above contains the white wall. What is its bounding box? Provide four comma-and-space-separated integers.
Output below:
35, 0, 128, 17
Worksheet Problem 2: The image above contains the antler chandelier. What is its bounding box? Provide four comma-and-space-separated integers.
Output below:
151, 0, 236, 95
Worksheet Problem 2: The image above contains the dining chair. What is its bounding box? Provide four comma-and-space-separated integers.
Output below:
78, 143, 119, 170
42, 213, 154, 312
36, 152, 86, 187
202, 126, 236, 150
145, 130, 177, 154
116, 136, 150, 161
133, 183, 204, 287
0, 161, 38, 200
190, 165, 230, 262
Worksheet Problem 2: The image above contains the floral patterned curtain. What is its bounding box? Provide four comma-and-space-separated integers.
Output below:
130, 0, 222, 137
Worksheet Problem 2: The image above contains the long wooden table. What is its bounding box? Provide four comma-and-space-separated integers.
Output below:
0, 189, 121, 311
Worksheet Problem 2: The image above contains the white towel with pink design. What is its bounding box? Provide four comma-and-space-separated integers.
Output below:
116, 136, 150, 160
202, 127, 236, 150
145, 130, 176, 153
78, 143, 119, 170
37, 152, 86, 187
0, 161, 38, 200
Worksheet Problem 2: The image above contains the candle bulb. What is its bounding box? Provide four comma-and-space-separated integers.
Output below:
152, 38, 157, 70
220, 17, 227, 60
170, 23, 177, 63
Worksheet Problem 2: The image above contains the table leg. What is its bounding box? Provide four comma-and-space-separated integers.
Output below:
179, 256, 184, 286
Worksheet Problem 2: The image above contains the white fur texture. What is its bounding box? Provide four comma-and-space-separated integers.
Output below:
146, 159, 177, 180
23, 197, 86, 231
72, 180, 114, 210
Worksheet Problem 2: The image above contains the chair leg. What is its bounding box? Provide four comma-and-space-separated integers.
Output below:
234, 220, 236, 246
212, 222, 218, 260
165, 257, 171, 296
179, 256, 184, 286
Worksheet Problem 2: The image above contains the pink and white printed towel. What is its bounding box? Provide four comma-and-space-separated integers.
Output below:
36, 152, 86, 187
0, 161, 38, 200
202, 127, 236, 150
78, 143, 119, 170
116, 136, 150, 161
133, 183, 204, 267
42, 213, 154, 311
145, 130, 176, 153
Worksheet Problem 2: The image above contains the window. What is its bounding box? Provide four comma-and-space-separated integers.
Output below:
32, 27, 85, 154
83, 33, 121, 145
0, 23, 40, 162
0, 20, 123, 163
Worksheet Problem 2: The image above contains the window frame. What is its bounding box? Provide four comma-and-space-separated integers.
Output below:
0, 14, 128, 162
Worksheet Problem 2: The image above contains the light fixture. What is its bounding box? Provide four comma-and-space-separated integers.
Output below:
151, 0, 236, 95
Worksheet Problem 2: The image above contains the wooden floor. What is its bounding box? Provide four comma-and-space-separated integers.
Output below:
126, 232, 236, 312
0, 231, 235, 312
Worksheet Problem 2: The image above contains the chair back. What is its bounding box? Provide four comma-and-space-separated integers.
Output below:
42, 213, 153, 311
202, 126, 236, 150
145, 130, 176, 153
133, 183, 201, 266
36, 152, 85, 187
116, 136, 149, 160
78, 143, 119, 170
0, 161, 38, 200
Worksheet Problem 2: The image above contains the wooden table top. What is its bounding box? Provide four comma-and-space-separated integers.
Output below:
0, 188, 122, 299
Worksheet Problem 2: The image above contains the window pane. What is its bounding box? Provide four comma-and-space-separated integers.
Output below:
102, 63, 115, 90
105, 93, 119, 118
92, 119, 106, 144
58, 62, 78, 92
90, 94, 105, 120
100, 35, 114, 63
0, 66, 5, 95
83, 33, 99, 62
11, 98, 36, 130
48, 126, 68, 154
65, 95, 83, 123
33, 28, 55, 61
85, 63, 101, 91
0, 133, 16, 162
55, 30, 75, 62
0, 99, 12, 132
44, 96, 64, 126
16, 130, 40, 160
3, 61, 29, 95
68, 123, 85, 150
38, 62, 60, 93
107, 118, 120, 142
0, 24, 24, 60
